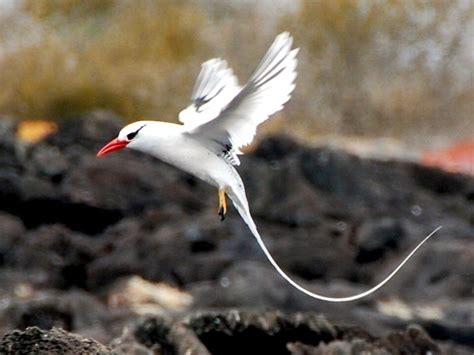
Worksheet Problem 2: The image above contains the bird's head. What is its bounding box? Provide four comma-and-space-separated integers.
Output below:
96, 121, 149, 157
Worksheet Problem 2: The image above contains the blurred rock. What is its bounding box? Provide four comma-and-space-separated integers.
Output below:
106, 275, 193, 314
190, 262, 293, 309
0, 290, 109, 336
0, 119, 22, 173
0, 121, 473, 352
0, 118, 17, 146
28, 144, 68, 180
17, 120, 58, 144
412, 164, 472, 195
60, 154, 167, 212
9, 225, 100, 289
384, 241, 474, 301
45, 110, 124, 152
0, 212, 24, 241
300, 147, 372, 198
355, 218, 405, 263
253, 135, 302, 161
422, 139, 474, 176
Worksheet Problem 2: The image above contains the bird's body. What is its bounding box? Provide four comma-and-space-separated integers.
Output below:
97, 32, 441, 302
125, 121, 243, 190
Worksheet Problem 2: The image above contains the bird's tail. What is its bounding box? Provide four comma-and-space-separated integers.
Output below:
227, 185, 442, 303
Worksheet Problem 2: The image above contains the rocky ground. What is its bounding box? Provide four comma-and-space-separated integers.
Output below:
0, 111, 472, 354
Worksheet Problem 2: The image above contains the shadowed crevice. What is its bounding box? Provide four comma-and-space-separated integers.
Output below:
1, 198, 122, 235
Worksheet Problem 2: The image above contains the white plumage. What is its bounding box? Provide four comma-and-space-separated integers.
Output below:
97, 32, 441, 302
179, 58, 241, 128
188, 32, 298, 155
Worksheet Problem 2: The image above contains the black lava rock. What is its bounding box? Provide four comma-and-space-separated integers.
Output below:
0, 326, 110, 354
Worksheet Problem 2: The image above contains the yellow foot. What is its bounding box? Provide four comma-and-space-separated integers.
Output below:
218, 188, 227, 221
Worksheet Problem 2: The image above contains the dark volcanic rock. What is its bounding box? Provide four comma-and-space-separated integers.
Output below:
0, 290, 110, 339
0, 119, 22, 173
190, 262, 294, 309
287, 324, 439, 355
8, 225, 100, 289
60, 154, 170, 212
0, 119, 473, 353
129, 311, 439, 355
28, 144, 69, 180
355, 218, 405, 263
0, 213, 25, 266
186, 311, 337, 355
253, 134, 302, 161
412, 164, 472, 195
44, 110, 124, 152
0, 311, 441, 355
384, 239, 474, 301
0, 326, 110, 354
132, 316, 209, 355
299, 146, 417, 216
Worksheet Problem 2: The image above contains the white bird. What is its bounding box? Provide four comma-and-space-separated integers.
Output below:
97, 32, 441, 302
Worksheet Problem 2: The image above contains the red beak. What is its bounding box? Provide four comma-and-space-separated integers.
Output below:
96, 138, 128, 157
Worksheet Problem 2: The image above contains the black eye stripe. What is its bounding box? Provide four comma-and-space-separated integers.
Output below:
126, 124, 146, 140
127, 131, 137, 140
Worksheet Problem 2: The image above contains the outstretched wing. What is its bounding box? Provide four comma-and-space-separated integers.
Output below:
185, 32, 298, 165
178, 58, 241, 129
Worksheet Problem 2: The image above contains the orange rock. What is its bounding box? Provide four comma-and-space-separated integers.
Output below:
16, 120, 57, 144
421, 139, 474, 176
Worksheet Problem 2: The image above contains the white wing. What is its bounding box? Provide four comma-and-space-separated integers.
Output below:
178, 58, 241, 129
185, 32, 298, 164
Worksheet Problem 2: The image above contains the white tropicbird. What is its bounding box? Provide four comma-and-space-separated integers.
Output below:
97, 32, 441, 302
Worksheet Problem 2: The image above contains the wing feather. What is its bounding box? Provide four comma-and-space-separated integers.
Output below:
186, 32, 298, 162
179, 58, 241, 128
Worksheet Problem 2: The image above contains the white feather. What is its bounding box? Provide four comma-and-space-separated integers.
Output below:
186, 32, 298, 154
114, 33, 441, 303
179, 58, 241, 129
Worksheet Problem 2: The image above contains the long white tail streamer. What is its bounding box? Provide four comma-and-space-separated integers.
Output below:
228, 187, 442, 302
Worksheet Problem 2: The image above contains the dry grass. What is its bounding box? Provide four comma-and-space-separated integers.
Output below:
0, 0, 472, 147
1, 0, 209, 120
280, 0, 473, 146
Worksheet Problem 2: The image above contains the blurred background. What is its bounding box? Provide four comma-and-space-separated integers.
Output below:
1, 0, 473, 151
0, 1, 473, 354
